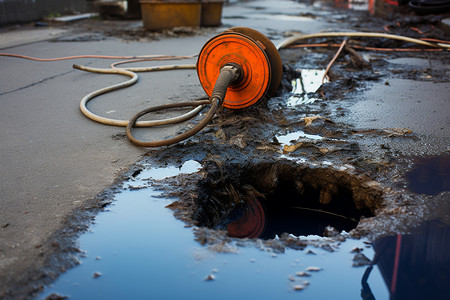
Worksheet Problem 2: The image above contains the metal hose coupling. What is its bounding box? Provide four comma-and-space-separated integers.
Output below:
210, 63, 242, 106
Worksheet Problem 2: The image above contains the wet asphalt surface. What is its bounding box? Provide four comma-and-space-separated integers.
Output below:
1, 0, 449, 299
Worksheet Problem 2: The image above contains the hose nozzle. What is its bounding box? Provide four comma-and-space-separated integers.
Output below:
210, 64, 242, 105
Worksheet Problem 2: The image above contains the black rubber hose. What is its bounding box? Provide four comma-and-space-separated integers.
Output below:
126, 65, 240, 147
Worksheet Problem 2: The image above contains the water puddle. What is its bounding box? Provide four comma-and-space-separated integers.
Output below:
287, 69, 327, 107
406, 155, 450, 195
276, 130, 324, 145
40, 157, 450, 299
134, 160, 202, 181
39, 162, 392, 300
249, 13, 315, 22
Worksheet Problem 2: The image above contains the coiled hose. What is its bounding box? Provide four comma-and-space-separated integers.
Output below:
73, 63, 205, 127
70, 31, 449, 147
276, 31, 450, 50
126, 64, 241, 147
1, 30, 448, 148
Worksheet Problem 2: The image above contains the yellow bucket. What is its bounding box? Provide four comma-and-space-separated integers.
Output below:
200, 0, 224, 27
140, 1, 201, 30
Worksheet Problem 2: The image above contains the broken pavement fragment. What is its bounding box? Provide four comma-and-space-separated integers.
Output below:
204, 274, 216, 281
382, 128, 413, 137
293, 284, 306, 291
295, 271, 311, 277
303, 115, 332, 126
352, 253, 372, 267
283, 142, 304, 154
306, 266, 322, 272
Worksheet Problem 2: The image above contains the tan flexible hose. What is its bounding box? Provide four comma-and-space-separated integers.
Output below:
73, 63, 203, 127
126, 99, 216, 147
126, 64, 241, 147
277, 31, 450, 50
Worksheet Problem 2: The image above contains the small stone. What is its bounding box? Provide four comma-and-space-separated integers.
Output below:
95, 256, 101, 261
321, 244, 335, 252
351, 247, 363, 253
323, 226, 340, 237
211, 268, 218, 273
93, 272, 102, 278
45, 293, 68, 300
288, 275, 296, 282
352, 253, 372, 267
293, 284, 306, 291
295, 271, 311, 277
205, 274, 215, 281
250, 258, 255, 263
306, 266, 322, 272
302, 280, 310, 286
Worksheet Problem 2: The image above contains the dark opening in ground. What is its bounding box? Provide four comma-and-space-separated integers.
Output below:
194, 160, 379, 239
260, 180, 365, 239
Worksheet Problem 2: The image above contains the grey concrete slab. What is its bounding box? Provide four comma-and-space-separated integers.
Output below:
0, 34, 211, 297
0, 28, 68, 49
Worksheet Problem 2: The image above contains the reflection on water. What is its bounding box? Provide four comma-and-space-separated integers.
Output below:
217, 194, 359, 240
261, 204, 359, 240
218, 194, 267, 239
367, 221, 450, 300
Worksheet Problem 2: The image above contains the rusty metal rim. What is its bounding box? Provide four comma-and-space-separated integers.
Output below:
226, 196, 266, 239
197, 30, 272, 109
227, 27, 282, 98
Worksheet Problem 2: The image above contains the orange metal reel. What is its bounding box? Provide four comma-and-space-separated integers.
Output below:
197, 30, 274, 109
226, 27, 283, 99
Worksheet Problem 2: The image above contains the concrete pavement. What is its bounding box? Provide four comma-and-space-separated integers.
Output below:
0, 19, 209, 299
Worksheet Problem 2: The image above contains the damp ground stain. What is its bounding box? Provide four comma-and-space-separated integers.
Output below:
406, 155, 450, 196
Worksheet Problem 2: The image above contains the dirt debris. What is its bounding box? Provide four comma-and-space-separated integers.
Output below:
138, 26, 449, 248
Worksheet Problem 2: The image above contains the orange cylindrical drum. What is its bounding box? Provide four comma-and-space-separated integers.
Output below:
197, 28, 282, 109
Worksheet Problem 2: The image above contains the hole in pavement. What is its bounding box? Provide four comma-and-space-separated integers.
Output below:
194, 161, 379, 239
260, 180, 364, 239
